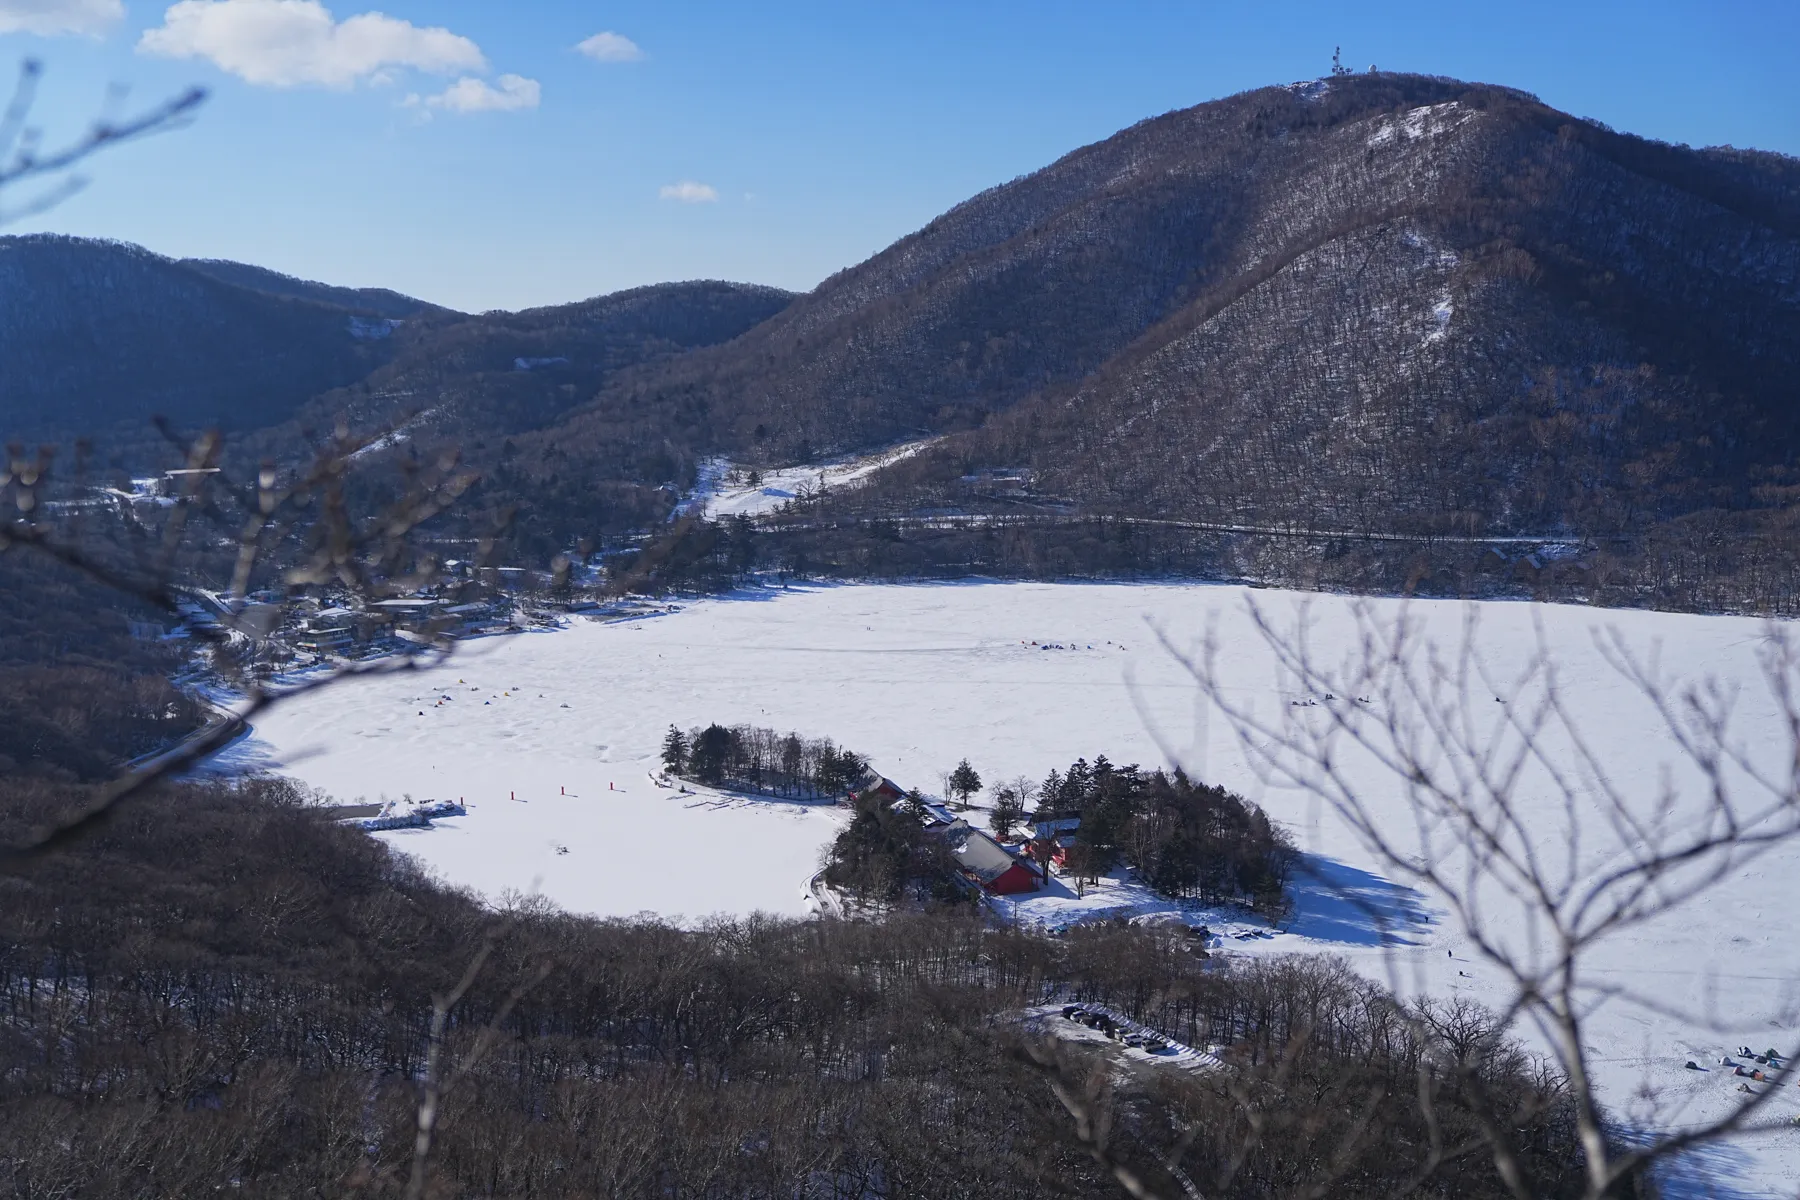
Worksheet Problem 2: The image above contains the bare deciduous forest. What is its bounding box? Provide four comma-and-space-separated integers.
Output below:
1, 777, 1597, 1199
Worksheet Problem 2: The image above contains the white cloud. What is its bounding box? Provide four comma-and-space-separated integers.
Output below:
413, 72, 539, 114
659, 180, 718, 203
575, 30, 642, 63
0, 0, 122, 36
137, 0, 486, 88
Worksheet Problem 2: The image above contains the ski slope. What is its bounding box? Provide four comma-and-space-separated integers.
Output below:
234, 581, 1800, 1195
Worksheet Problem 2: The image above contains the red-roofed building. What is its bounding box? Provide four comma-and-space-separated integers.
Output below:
947, 822, 1041, 895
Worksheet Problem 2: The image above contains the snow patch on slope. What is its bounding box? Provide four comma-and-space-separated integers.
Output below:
348, 316, 399, 340
1367, 101, 1470, 147
347, 406, 440, 462
1396, 224, 1461, 349
682, 438, 940, 521
1424, 297, 1454, 343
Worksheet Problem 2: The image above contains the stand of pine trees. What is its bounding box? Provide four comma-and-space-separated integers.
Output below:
1035, 757, 1298, 915
661, 722, 869, 800
822, 786, 970, 905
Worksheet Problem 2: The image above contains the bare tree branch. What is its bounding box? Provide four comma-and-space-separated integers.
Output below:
2, 418, 488, 863
404, 933, 552, 1200
0, 57, 205, 225
1171, 598, 1800, 1197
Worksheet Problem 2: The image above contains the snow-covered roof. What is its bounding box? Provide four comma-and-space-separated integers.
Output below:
949, 824, 1033, 885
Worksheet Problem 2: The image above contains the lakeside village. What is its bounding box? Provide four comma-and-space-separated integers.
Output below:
157, 562, 668, 672
99, 466, 668, 669
171, 569, 619, 666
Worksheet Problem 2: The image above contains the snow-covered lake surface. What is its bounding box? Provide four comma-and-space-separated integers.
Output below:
234, 581, 1800, 1194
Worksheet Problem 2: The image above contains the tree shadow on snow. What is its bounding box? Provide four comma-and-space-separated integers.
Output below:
1636, 1137, 1774, 1200
179, 721, 281, 779
680, 785, 839, 817
1285, 854, 1432, 947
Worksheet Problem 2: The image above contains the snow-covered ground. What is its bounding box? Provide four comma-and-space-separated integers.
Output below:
1023, 1002, 1228, 1074
232, 581, 1800, 1194
683, 439, 938, 520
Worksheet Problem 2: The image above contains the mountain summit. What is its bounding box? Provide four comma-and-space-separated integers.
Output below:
534, 73, 1800, 565
10, 74, 1800, 603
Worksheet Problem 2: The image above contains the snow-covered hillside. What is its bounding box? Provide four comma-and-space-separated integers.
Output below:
235, 582, 1800, 1195
683, 439, 938, 520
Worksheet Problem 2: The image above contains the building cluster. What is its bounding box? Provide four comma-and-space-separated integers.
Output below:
848, 774, 1076, 897
171, 558, 631, 669
286, 591, 515, 657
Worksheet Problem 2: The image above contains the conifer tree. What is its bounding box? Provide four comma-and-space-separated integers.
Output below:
690, 723, 734, 784
990, 785, 1026, 841
948, 759, 982, 808
660, 725, 688, 774
902, 787, 928, 821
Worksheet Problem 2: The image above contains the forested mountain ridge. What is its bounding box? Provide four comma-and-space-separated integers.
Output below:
230, 279, 797, 557
0, 234, 410, 440
519, 72, 1800, 601
10, 72, 1800, 605
0, 232, 790, 495
300, 278, 797, 447
179, 257, 453, 320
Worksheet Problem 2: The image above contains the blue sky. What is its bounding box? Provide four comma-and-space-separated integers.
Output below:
2, 0, 1794, 311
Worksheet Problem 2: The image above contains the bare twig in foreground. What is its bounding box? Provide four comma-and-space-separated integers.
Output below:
405, 934, 552, 1200
0, 56, 205, 224
2, 418, 484, 862
1172, 600, 1800, 1196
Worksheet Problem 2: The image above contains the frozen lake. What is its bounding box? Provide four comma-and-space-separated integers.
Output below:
237, 580, 1800, 1195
